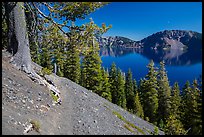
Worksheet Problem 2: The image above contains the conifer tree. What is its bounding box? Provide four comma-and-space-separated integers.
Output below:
134, 92, 144, 118
180, 81, 192, 130
101, 67, 112, 102
40, 47, 53, 72
125, 69, 135, 112
80, 19, 110, 94
81, 42, 102, 94
170, 82, 181, 118
109, 62, 118, 104
64, 23, 81, 83
187, 79, 202, 135
138, 78, 146, 106
164, 82, 186, 135
157, 61, 171, 124
133, 79, 144, 118
55, 49, 65, 77
116, 68, 126, 109
142, 60, 159, 124
165, 114, 186, 135
133, 79, 138, 95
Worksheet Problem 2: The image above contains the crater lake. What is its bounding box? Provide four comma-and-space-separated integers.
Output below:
100, 46, 202, 88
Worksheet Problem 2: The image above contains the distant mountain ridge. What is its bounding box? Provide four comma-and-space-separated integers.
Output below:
98, 30, 202, 66
98, 30, 202, 52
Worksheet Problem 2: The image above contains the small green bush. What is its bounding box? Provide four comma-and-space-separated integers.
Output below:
126, 121, 145, 135
30, 120, 40, 133
56, 70, 64, 77
145, 117, 149, 122
50, 91, 59, 102
124, 124, 134, 133
112, 110, 126, 121
112, 110, 145, 135
41, 67, 52, 76
153, 126, 159, 135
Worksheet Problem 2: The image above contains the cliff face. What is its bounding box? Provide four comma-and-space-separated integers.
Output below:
2, 50, 164, 135
140, 30, 202, 52
98, 30, 202, 52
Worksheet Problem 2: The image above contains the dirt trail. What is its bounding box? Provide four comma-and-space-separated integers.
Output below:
45, 75, 73, 135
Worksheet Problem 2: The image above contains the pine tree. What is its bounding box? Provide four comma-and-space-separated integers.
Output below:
109, 62, 118, 104
138, 78, 145, 107
101, 67, 112, 102
116, 68, 126, 109
55, 49, 65, 77
40, 47, 53, 72
157, 61, 171, 124
142, 60, 159, 124
134, 92, 144, 118
125, 68, 135, 112
187, 79, 202, 135
180, 81, 192, 130
81, 38, 102, 94
64, 23, 81, 83
170, 82, 181, 118
165, 114, 186, 135
133, 79, 138, 95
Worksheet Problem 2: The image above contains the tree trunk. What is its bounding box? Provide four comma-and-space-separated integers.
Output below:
6, 2, 32, 74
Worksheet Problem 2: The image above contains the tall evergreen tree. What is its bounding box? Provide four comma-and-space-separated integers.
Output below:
40, 47, 53, 72
138, 78, 145, 107
170, 82, 181, 118
109, 62, 118, 104
55, 48, 65, 77
64, 23, 81, 83
133, 79, 138, 95
125, 69, 135, 112
164, 82, 186, 134
180, 81, 192, 130
165, 114, 186, 135
157, 61, 171, 124
101, 67, 112, 102
142, 60, 159, 124
116, 68, 126, 109
81, 39, 102, 94
134, 92, 144, 118
187, 79, 202, 135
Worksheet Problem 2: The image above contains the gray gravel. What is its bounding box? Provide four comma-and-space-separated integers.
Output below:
45, 74, 164, 135
2, 50, 165, 135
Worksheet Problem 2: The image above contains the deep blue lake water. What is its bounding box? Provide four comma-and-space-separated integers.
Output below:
100, 48, 202, 88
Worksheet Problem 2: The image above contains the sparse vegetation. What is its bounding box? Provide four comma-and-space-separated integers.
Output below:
112, 110, 126, 121
153, 126, 159, 135
41, 67, 52, 76
50, 91, 59, 102
126, 121, 145, 135
143, 127, 152, 134
123, 124, 135, 133
112, 110, 145, 134
30, 119, 41, 133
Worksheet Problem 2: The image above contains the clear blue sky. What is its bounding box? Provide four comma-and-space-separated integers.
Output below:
75, 2, 202, 41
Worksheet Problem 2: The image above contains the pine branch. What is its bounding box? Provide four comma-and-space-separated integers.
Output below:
32, 2, 68, 36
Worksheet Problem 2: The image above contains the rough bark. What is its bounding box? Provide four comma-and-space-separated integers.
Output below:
6, 2, 32, 74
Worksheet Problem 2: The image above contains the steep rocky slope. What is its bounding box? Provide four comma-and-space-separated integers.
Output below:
2, 50, 164, 135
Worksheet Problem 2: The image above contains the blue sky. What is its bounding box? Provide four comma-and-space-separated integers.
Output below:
75, 2, 202, 41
